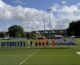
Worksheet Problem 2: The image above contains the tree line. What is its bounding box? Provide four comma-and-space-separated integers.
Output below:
67, 20, 80, 36
0, 20, 80, 38
0, 25, 35, 38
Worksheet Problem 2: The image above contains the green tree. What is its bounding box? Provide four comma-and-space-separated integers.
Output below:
0, 32, 7, 38
8, 25, 25, 38
67, 20, 80, 36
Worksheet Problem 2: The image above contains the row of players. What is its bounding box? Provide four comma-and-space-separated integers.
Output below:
0, 39, 76, 48
54, 39, 76, 45
33, 39, 76, 46
0, 42, 26, 47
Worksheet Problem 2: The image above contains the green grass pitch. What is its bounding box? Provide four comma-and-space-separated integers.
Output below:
0, 39, 80, 65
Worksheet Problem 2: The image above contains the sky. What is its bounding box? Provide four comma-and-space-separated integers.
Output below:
0, 0, 80, 32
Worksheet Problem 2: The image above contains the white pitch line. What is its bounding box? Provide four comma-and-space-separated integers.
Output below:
76, 52, 80, 55
19, 50, 39, 65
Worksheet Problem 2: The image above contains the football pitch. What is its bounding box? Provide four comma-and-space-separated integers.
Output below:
0, 39, 80, 65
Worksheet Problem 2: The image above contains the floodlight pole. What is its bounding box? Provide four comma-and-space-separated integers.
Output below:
43, 17, 46, 37
47, 8, 52, 39
44, 18, 45, 32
